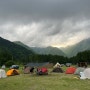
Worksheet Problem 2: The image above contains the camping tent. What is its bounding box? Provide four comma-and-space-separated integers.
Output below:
66, 63, 72, 67
10, 65, 19, 69
1, 65, 6, 69
83, 68, 90, 79
74, 67, 85, 75
0, 69, 7, 78
52, 67, 64, 73
37, 67, 48, 75
53, 62, 61, 68
65, 67, 76, 74
24, 67, 31, 74
6, 69, 19, 76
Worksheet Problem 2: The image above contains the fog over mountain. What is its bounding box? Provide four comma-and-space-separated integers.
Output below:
60, 38, 90, 57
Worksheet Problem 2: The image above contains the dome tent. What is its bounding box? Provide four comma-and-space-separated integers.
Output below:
37, 67, 48, 75
74, 67, 85, 75
65, 67, 76, 74
0, 69, 7, 78
6, 69, 19, 76
83, 68, 90, 79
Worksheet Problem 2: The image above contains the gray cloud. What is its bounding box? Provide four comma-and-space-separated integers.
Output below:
0, 0, 90, 22
0, 0, 90, 47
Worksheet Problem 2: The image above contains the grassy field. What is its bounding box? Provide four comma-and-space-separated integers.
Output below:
0, 67, 90, 90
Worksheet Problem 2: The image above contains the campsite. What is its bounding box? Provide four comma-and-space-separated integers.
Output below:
0, 63, 90, 90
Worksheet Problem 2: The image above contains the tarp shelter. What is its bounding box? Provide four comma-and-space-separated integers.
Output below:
6, 69, 19, 76
52, 67, 64, 73
65, 67, 76, 74
0, 69, 7, 78
83, 68, 90, 79
74, 67, 85, 75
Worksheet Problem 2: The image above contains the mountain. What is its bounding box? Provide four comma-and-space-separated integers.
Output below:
61, 38, 90, 57
13, 41, 32, 50
14, 41, 66, 56
0, 37, 34, 60
31, 46, 66, 56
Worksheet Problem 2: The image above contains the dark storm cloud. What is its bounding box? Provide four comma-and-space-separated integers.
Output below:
0, 0, 90, 21
0, 0, 90, 47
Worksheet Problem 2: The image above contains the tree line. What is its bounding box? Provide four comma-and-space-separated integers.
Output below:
0, 49, 90, 67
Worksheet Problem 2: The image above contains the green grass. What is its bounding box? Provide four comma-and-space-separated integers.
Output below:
0, 68, 90, 90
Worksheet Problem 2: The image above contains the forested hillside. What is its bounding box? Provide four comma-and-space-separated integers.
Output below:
0, 37, 34, 65
0, 37, 90, 66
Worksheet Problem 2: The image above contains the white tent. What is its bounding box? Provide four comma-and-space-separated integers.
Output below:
0, 69, 7, 78
80, 72, 86, 79
74, 67, 85, 75
83, 68, 90, 79
1, 65, 6, 69
53, 62, 61, 68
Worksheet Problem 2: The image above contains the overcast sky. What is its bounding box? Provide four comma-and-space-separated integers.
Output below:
0, 0, 90, 48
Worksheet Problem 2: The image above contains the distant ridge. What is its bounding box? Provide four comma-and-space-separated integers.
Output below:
30, 46, 66, 56
61, 38, 90, 57
14, 41, 66, 56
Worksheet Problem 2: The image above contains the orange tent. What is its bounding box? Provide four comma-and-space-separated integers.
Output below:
65, 67, 76, 74
6, 69, 19, 76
